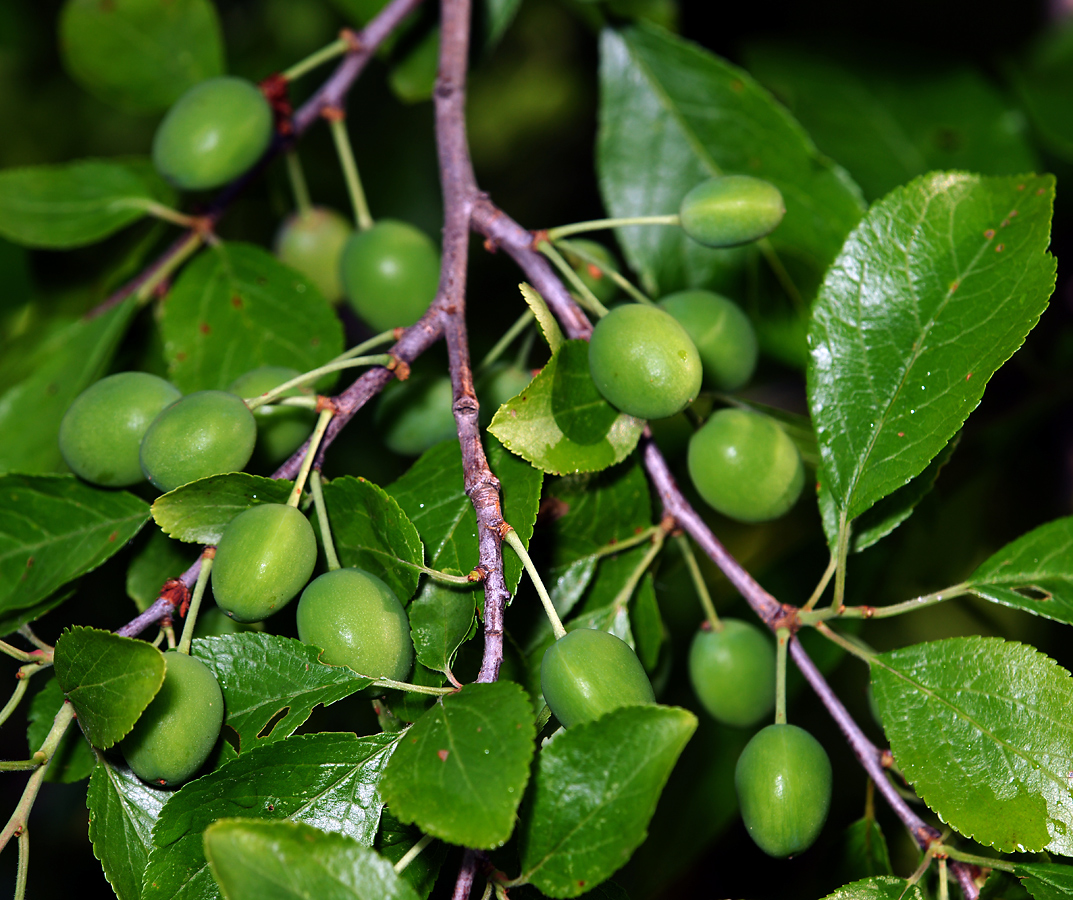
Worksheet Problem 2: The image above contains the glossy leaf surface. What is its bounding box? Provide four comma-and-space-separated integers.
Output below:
151, 474, 293, 545
1016, 863, 1073, 900
820, 877, 927, 900
408, 580, 476, 675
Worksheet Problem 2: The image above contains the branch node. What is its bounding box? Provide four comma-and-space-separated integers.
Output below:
529, 228, 549, 251
159, 578, 191, 616
387, 355, 411, 380
468, 567, 488, 583
340, 28, 364, 53
772, 604, 801, 635
321, 105, 346, 123
259, 73, 294, 135
315, 394, 341, 414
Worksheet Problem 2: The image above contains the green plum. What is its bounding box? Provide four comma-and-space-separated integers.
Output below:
735, 723, 832, 857
588, 304, 702, 420
540, 628, 655, 727
121, 650, 224, 787
212, 503, 317, 623
687, 408, 804, 523
59, 372, 180, 487
658, 290, 758, 391
227, 366, 316, 469
274, 206, 352, 303
139, 390, 257, 493
688, 619, 775, 727
679, 175, 785, 248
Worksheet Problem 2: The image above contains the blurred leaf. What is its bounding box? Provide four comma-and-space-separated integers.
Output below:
745, 43, 1039, 202
204, 820, 421, 900
820, 878, 927, 900
598, 24, 864, 298
380, 682, 535, 849
161, 242, 343, 394
0, 475, 149, 624
1009, 21, 1073, 163
836, 817, 893, 884
191, 634, 371, 752
375, 809, 446, 899
322, 475, 424, 603
483, 0, 523, 49
967, 517, 1073, 626
144, 732, 398, 900
54, 626, 165, 749
409, 579, 476, 675
151, 473, 293, 545
0, 298, 138, 475
871, 637, 1073, 854
0, 159, 173, 248
87, 755, 169, 900
1016, 862, 1073, 900
126, 529, 200, 613
27, 674, 95, 783
809, 173, 1056, 523
489, 340, 645, 476
59, 0, 224, 115
389, 27, 439, 104
518, 704, 696, 898
629, 573, 662, 671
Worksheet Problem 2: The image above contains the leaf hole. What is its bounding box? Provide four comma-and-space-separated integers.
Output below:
258, 706, 290, 738
1013, 585, 1052, 602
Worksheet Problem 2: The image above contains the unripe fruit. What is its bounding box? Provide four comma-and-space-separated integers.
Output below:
560, 239, 620, 304
540, 628, 655, 728
152, 77, 274, 191
296, 568, 413, 682
227, 366, 315, 469
679, 175, 785, 248
688, 619, 775, 727
139, 390, 258, 493
687, 408, 804, 523
588, 304, 702, 420
212, 503, 317, 623
339, 220, 440, 332
121, 651, 224, 787
375, 376, 457, 456
274, 207, 352, 303
59, 372, 180, 487
734, 723, 832, 858
658, 290, 758, 391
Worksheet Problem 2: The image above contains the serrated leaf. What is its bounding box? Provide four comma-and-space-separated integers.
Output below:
809, 172, 1056, 523
520, 283, 564, 353
161, 242, 343, 394
54, 626, 165, 749
27, 675, 95, 783
127, 529, 200, 613
191, 634, 371, 752
518, 704, 696, 898
0, 298, 139, 475
151, 474, 293, 545
1016, 863, 1073, 900
144, 732, 398, 900
322, 476, 424, 603
380, 681, 535, 849
489, 340, 644, 476
820, 877, 927, 900
966, 517, 1073, 626
0, 474, 149, 625
598, 24, 864, 298
59, 0, 224, 115
408, 581, 476, 675
0, 159, 172, 248
88, 755, 169, 900
204, 819, 421, 900
871, 636, 1073, 854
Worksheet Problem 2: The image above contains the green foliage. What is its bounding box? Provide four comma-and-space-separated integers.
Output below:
151, 473, 294, 545
26, 675, 95, 783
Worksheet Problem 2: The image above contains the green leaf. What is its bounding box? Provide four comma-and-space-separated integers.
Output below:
151, 474, 294, 545
376, 809, 446, 900
59, 0, 224, 115
0, 159, 173, 249
126, 529, 200, 613
204, 820, 421, 900
966, 517, 1073, 626
518, 704, 696, 898
87, 755, 169, 900
191, 634, 371, 752
871, 636, 1073, 854
1016, 863, 1073, 900
27, 674, 95, 783
745, 43, 1040, 202
144, 732, 398, 900
820, 877, 927, 900
408, 580, 476, 675
520, 283, 564, 353
836, 817, 893, 884
54, 626, 165, 749
322, 476, 424, 603
0, 475, 149, 626
483, 0, 522, 49
380, 681, 535, 849
598, 24, 864, 297
0, 298, 139, 475
489, 340, 645, 476
160, 242, 344, 394
629, 573, 662, 671
809, 172, 1057, 523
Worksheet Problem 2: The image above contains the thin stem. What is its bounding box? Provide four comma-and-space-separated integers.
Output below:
479, 884, 493, 900
0, 642, 41, 664
800, 583, 971, 625
802, 552, 837, 612
0, 665, 43, 728
16, 627, 50, 653
554, 239, 653, 306
329, 115, 373, 231
477, 310, 533, 372
285, 151, 313, 215
309, 471, 341, 572
608, 531, 664, 612
592, 525, 661, 561
941, 847, 1015, 873
546, 214, 681, 241
505, 529, 565, 640
338, 330, 400, 360
282, 36, 351, 82
833, 510, 851, 612
774, 627, 789, 724
287, 409, 334, 507
939, 856, 949, 900
539, 241, 609, 318
134, 231, 203, 303
757, 239, 805, 312
177, 553, 214, 655
0, 761, 42, 773
244, 355, 394, 410
393, 834, 434, 874
15, 828, 29, 900
675, 533, 721, 631
138, 201, 201, 229
812, 622, 876, 663
371, 678, 454, 695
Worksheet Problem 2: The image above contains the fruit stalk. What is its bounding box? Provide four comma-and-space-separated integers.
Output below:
176, 552, 214, 656
327, 114, 373, 231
